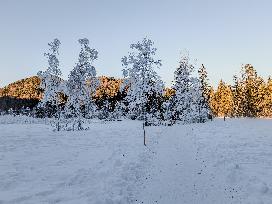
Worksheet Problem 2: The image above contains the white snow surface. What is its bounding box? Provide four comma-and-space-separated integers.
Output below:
0, 117, 272, 204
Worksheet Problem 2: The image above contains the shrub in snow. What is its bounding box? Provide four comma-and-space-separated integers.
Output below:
0, 114, 50, 125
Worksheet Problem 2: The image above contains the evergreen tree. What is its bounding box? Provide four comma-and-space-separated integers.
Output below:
197, 64, 211, 122
168, 54, 194, 123
255, 77, 266, 117
187, 77, 206, 122
265, 77, 272, 116
208, 86, 217, 117
214, 80, 233, 118
260, 77, 272, 117
241, 64, 261, 117
198, 64, 210, 104
232, 75, 245, 117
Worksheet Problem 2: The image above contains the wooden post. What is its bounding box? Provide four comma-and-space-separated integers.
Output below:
143, 122, 146, 146
57, 108, 60, 131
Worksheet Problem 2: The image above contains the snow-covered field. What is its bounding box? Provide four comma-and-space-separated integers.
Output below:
0, 117, 272, 204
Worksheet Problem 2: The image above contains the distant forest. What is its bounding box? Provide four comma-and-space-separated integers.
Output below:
0, 76, 123, 113
0, 64, 271, 118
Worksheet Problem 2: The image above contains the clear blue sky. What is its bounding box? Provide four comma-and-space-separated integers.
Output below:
0, 0, 271, 87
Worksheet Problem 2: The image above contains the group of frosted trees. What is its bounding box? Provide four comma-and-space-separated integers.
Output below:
38, 38, 210, 131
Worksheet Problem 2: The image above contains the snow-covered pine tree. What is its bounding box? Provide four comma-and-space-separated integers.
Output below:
37, 38, 63, 130
168, 53, 195, 124
111, 101, 125, 120
121, 38, 164, 145
188, 77, 208, 123
197, 64, 211, 122
232, 75, 245, 117
66, 38, 99, 130
121, 38, 164, 123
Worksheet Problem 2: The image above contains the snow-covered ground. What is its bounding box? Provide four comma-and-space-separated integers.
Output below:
0, 117, 272, 204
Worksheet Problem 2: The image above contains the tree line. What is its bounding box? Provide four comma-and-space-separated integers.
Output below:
35, 38, 209, 130
209, 64, 272, 118
1, 38, 271, 129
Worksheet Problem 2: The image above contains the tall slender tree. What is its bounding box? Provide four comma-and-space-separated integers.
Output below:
213, 80, 233, 118
66, 38, 99, 130
38, 38, 63, 130
241, 64, 261, 117
263, 77, 272, 117
232, 75, 245, 117
208, 86, 216, 117
198, 64, 211, 122
168, 53, 194, 123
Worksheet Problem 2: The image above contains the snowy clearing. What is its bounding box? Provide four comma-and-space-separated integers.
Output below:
0, 118, 272, 203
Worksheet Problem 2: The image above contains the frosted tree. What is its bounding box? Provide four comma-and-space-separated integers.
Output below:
38, 39, 61, 106
66, 38, 99, 130
121, 38, 164, 120
198, 64, 211, 121
121, 38, 164, 145
168, 53, 195, 124
37, 38, 63, 130
111, 101, 125, 120
167, 54, 209, 124
190, 77, 209, 122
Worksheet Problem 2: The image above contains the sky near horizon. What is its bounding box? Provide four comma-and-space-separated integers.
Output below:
0, 0, 271, 87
